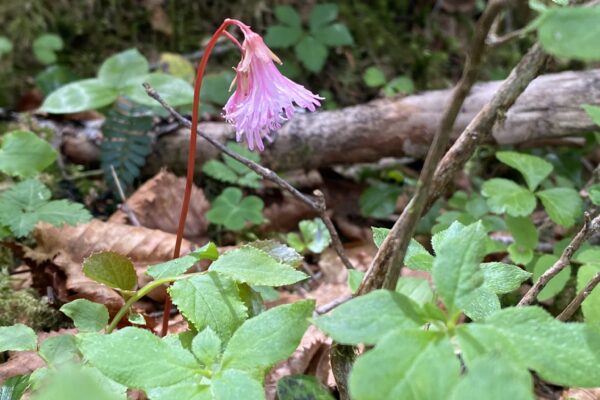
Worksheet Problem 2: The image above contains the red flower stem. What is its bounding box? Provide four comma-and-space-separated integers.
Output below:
161, 19, 238, 337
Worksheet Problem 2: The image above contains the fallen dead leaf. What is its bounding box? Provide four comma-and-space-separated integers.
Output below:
109, 170, 209, 243
561, 388, 600, 400
318, 243, 377, 284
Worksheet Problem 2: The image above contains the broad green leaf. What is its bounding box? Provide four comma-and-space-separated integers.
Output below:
532, 254, 570, 301
314, 23, 354, 46
496, 151, 553, 191
350, 330, 461, 400
371, 227, 388, 247
0, 131, 57, 178
211, 369, 264, 400
449, 354, 534, 400
201, 71, 236, 105
146, 242, 219, 280
98, 49, 149, 88
395, 277, 433, 306
30, 366, 124, 400
39, 335, 79, 367
299, 218, 331, 253
481, 262, 531, 294
277, 375, 334, 400
536, 187, 582, 228
577, 264, 600, 323
313, 290, 423, 345
574, 247, 600, 265
295, 36, 328, 73
148, 381, 211, 400
482, 178, 536, 217
372, 227, 434, 271
462, 286, 501, 321
32, 34, 63, 65
538, 6, 600, 61
0, 374, 30, 400
123, 73, 194, 107
347, 269, 365, 294
359, 181, 402, 218
83, 251, 137, 291
206, 187, 264, 231
248, 240, 303, 268
158, 52, 195, 83
0, 36, 13, 56
505, 215, 538, 249
432, 222, 486, 315
507, 243, 534, 265
465, 195, 489, 219
363, 67, 386, 88
60, 299, 109, 332
169, 272, 247, 342
583, 104, 600, 127
589, 183, 600, 206
80, 328, 199, 389
309, 3, 338, 31
264, 25, 302, 48
209, 246, 307, 286
191, 327, 221, 367
39, 78, 118, 114
275, 5, 302, 27
457, 306, 600, 387
221, 300, 314, 373
0, 324, 37, 352
35, 65, 78, 96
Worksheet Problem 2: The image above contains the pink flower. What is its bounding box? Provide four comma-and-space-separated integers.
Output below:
223, 23, 323, 151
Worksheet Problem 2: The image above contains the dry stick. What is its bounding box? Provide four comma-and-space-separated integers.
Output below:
519, 213, 600, 307
558, 271, 600, 321
358, 0, 510, 295
109, 165, 141, 226
143, 83, 355, 271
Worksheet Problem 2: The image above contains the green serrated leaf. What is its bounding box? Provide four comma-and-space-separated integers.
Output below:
211, 369, 264, 400
350, 330, 461, 400
206, 187, 264, 231
482, 178, 537, 217
147, 381, 211, 400
191, 327, 221, 368
287, 232, 305, 253
39, 334, 79, 367
481, 262, 531, 294
0, 130, 57, 178
275, 5, 302, 27
82, 251, 137, 291
221, 300, 314, 373
60, 299, 109, 332
507, 243, 534, 265
295, 36, 328, 73
247, 240, 303, 268
348, 269, 365, 294
277, 375, 334, 400
395, 277, 434, 307
536, 187, 582, 228
577, 264, 600, 323
314, 23, 354, 47
146, 242, 219, 280
39, 78, 118, 114
98, 49, 149, 88
532, 254, 570, 301
372, 227, 433, 271
313, 290, 423, 345
309, 3, 339, 31
209, 246, 307, 286
359, 181, 402, 218
264, 25, 303, 48
202, 160, 238, 184
32, 34, 63, 65
170, 272, 247, 342
505, 215, 538, 250
496, 151, 553, 191
0, 324, 37, 352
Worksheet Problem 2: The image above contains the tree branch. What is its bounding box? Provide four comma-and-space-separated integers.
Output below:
557, 271, 600, 321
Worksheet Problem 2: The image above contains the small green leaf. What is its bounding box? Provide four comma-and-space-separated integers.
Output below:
147, 381, 210, 400
32, 34, 63, 65
371, 227, 388, 248
532, 255, 571, 301
462, 287, 501, 321
309, 3, 339, 31
577, 264, 600, 323
264, 25, 303, 48
383, 76, 414, 96
505, 215, 538, 249
128, 313, 145, 325
482, 178, 537, 217
350, 330, 461, 400
202, 160, 238, 184
395, 277, 433, 306
39, 335, 79, 367
538, 6, 600, 61
347, 269, 365, 294
589, 183, 600, 206
201, 70, 235, 105
313, 290, 423, 345
209, 246, 307, 286
277, 375, 334, 400
372, 227, 433, 271
275, 5, 302, 27
0, 324, 37, 352
98, 49, 149, 88
169, 272, 247, 342
507, 243, 534, 265
583, 104, 600, 127
123, 73, 194, 107
221, 300, 314, 373
206, 187, 264, 231
80, 328, 199, 389
0, 375, 30, 400
0, 130, 57, 178
35, 65, 78, 96
146, 242, 219, 280
299, 218, 331, 253
158, 52, 195, 83
39, 78, 118, 114
60, 299, 109, 332
481, 262, 531, 294
191, 327, 221, 367
83, 251, 137, 291
363, 67, 386, 88
359, 181, 402, 218
536, 187, 582, 228
496, 151, 553, 191
314, 23, 354, 46
295, 36, 328, 73
211, 369, 264, 400
0, 36, 13, 57
247, 240, 303, 268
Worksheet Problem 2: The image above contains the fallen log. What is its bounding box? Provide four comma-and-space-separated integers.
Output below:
62, 69, 600, 174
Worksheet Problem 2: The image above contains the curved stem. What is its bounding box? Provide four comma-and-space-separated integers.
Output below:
161, 19, 241, 336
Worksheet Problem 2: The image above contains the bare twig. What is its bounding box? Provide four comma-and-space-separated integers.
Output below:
143, 83, 354, 271
557, 271, 600, 321
519, 213, 600, 306
487, 25, 532, 47
315, 295, 353, 316
110, 165, 141, 227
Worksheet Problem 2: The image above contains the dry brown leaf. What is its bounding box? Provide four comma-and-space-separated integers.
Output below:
318, 243, 377, 284
109, 170, 209, 243
25, 220, 195, 313
562, 388, 600, 400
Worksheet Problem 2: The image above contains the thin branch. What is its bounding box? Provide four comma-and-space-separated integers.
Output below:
110, 165, 141, 227
143, 83, 354, 271
487, 25, 531, 47
518, 213, 600, 306
315, 294, 353, 315
557, 271, 600, 321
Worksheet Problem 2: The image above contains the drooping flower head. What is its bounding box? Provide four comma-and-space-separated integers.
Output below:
224, 22, 323, 151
